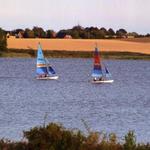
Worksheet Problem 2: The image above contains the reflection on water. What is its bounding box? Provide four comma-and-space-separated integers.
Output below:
0, 58, 150, 142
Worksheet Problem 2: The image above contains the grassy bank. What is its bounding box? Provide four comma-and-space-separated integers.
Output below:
0, 122, 150, 150
1, 49, 150, 60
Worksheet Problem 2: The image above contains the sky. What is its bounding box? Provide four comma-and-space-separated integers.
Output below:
0, 0, 150, 34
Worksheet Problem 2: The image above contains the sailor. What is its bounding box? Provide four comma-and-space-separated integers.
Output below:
99, 77, 103, 81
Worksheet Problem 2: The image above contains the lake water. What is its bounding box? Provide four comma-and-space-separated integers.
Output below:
0, 58, 150, 142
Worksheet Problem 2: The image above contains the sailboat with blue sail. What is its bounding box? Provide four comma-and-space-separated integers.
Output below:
36, 43, 59, 80
91, 45, 114, 83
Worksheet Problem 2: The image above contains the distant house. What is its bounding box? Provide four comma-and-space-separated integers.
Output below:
6, 33, 10, 38
122, 35, 128, 38
52, 32, 56, 38
127, 35, 135, 39
64, 35, 72, 39
112, 35, 117, 38
127, 32, 137, 38
9, 36, 16, 39
15, 31, 24, 38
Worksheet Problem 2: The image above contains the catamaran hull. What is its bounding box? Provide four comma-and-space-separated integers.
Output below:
36, 76, 59, 80
92, 80, 114, 84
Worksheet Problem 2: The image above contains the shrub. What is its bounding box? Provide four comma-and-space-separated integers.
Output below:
0, 28, 7, 51
24, 123, 86, 150
0, 123, 150, 150
124, 131, 136, 150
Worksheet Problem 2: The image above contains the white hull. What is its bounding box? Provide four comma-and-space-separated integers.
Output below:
36, 76, 59, 80
92, 79, 114, 84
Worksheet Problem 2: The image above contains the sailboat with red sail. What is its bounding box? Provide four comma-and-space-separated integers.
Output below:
91, 45, 114, 83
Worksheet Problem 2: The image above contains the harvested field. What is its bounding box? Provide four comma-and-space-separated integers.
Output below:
7, 37, 150, 54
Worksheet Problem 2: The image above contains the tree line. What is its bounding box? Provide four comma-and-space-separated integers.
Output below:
6, 26, 150, 39
1, 26, 150, 51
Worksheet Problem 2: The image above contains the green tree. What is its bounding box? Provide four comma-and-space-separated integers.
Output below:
127, 32, 138, 38
23, 28, 35, 38
108, 28, 115, 38
24, 123, 86, 150
0, 28, 7, 51
100, 27, 108, 36
46, 30, 56, 38
70, 30, 80, 39
124, 131, 136, 150
33, 26, 46, 38
71, 25, 85, 39
56, 30, 67, 38
86, 27, 105, 39
116, 28, 127, 37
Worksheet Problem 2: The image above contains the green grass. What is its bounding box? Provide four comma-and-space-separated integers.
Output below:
0, 49, 150, 60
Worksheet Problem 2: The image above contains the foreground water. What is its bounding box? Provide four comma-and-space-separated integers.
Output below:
0, 58, 150, 142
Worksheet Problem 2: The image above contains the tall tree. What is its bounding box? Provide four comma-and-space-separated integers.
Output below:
46, 30, 56, 38
108, 28, 115, 36
56, 30, 67, 38
100, 27, 108, 35
0, 28, 7, 51
116, 28, 127, 37
33, 26, 46, 38
23, 28, 35, 38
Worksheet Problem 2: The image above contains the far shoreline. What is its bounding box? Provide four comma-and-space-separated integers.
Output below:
0, 48, 150, 60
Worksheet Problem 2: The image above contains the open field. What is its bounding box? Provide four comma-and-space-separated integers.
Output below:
7, 37, 150, 54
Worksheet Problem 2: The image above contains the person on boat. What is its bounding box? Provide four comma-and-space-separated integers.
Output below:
93, 77, 97, 81
40, 74, 45, 78
93, 77, 103, 81
38, 74, 42, 78
99, 77, 104, 81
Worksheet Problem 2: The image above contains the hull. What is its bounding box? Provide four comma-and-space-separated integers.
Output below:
36, 75, 59, 80
92, 79, 114, 84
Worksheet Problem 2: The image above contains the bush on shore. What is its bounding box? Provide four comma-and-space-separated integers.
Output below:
0, 28, 7, 51
0, 123, 150, 150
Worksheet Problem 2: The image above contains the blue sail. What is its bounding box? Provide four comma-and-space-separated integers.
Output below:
36, 43, 48, 75
48, 66, 56, 75
105, 66, 111, 78
92, 47, 103, 78
45, 58, 56, 75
